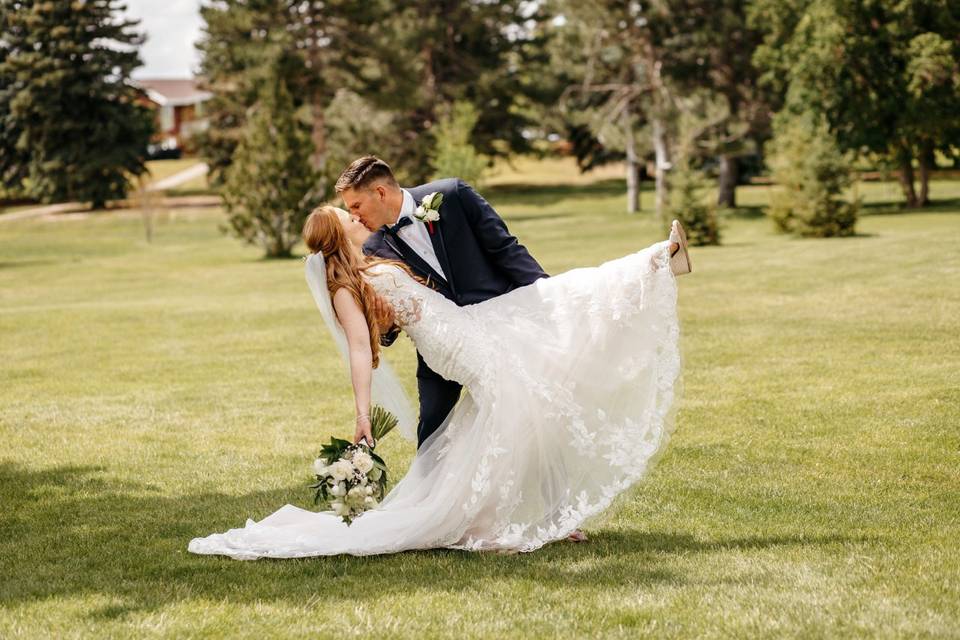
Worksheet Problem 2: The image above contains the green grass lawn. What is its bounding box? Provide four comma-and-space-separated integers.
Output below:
1, 161, 958, 638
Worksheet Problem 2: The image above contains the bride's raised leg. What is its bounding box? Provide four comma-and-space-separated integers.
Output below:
669, 219, 692, 275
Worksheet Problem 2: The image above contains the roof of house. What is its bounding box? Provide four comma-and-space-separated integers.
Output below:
135, 78, 213, 107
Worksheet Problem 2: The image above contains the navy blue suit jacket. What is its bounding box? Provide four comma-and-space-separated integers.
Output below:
362, 178, 548, 380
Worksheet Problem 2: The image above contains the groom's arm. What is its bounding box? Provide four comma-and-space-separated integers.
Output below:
456, 179, 548, 285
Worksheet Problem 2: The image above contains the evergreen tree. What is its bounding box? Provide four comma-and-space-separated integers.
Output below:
196, 0, 380, 191
381, 0, 554, 182
667, 102, 721, 245
431, 101, 487, 188
322, 89, 398, 184
0, 5, 27, 198
197, 1, 556, 188
0, 0, 154, 208
222, 71, 322, 259
766, 113, 858, 238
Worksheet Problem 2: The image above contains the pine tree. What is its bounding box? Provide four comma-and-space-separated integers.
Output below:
667, 106, 721, 246
196, 0, 381, 191
382, 0, 553, 182
0, 7, 28, 198
0, 0, 154, 208
222, 72, 322, 259
667, 155, 720, 246
767, 113, 858, 238
431, 101, 487, 188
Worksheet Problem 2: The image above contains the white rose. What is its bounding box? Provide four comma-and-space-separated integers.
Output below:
352, 451, 374, 474
365, 485, 373, 495
364, 496, 376, 505
330, 482, 346, 497
347, 486, 365, 500
423, 208, 440, 222
313, 458, 329, 475
330, 459, 354, 481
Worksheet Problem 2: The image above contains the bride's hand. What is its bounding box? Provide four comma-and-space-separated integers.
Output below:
354, 414, 375, 448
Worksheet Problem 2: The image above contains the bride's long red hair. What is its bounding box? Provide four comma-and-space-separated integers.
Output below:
302, 205, 419, 368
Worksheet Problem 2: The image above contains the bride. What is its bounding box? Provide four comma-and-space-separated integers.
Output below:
188, 206, 691, 559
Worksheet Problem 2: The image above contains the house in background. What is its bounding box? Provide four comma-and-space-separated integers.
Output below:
135, 78, 213, 155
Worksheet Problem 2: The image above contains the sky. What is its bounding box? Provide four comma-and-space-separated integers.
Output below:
123, 0, 204, 79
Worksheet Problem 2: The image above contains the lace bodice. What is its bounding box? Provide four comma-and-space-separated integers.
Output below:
364, 263, 495, 389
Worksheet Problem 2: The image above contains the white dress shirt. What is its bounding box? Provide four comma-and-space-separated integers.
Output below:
394, 188, 447, 280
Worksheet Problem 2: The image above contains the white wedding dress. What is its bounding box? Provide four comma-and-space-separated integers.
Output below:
188, 240, 682, 558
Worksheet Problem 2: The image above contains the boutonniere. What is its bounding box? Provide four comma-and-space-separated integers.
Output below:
413, 192, 443, 234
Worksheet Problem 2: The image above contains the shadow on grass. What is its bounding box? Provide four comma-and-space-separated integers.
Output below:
503, 211, 580, 224
0, 259, 59, 270
487, 179, 631, 207
722, 205, 766, 220
1, 461, 868, 616
861, 197, 960, 216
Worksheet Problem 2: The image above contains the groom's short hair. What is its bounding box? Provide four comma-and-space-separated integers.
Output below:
335, 156, 398, 192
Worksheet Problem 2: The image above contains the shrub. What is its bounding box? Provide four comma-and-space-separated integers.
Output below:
431, 102, 487, 188
666, 150, 721, 246
766, 113, 858, 237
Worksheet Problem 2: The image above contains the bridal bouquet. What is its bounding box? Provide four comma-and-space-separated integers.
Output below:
310, 406, 397, 525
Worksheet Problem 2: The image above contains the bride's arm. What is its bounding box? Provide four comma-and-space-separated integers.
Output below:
332, 288, 375, 446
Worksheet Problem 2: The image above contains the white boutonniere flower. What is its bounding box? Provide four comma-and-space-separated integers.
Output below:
414, 192, 443, 232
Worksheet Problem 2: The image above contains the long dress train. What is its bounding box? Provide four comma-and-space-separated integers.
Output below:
187, 240, 682, 558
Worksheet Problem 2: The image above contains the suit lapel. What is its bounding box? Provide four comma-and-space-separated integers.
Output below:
409, 191, 458, 299
382, 230, 452, 296
365, 230, 398, 260
428, 212, 458, 298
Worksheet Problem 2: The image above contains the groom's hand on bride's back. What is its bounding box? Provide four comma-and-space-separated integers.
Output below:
372, 294, 399, 347
372, 294, 395, 327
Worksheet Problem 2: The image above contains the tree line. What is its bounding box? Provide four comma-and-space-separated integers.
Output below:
1, 1, 957, 254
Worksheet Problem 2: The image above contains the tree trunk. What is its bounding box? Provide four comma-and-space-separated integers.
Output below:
652, 117, 670, 223
624, 107, 639, 214
717, 154, 738, 208
896, 142, 919, 208
918, 141, 934, 207
898, 151, 919, 208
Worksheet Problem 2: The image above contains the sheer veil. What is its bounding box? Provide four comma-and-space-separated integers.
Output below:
304, 252, 417, 442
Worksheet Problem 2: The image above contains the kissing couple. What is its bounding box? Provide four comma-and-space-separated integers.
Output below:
189, 156, 692, 559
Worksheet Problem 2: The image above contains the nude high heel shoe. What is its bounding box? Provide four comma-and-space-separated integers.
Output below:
669, 219, 692, 276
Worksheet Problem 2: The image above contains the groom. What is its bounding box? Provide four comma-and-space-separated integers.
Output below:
335, 156, 548, 448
